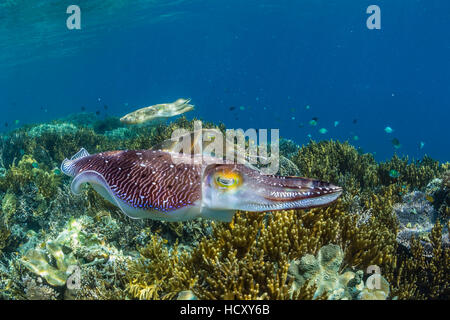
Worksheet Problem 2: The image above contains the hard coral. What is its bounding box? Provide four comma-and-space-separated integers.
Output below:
385, 221, 449, 300
126, 199, 398, 300
288, 244, 390, 300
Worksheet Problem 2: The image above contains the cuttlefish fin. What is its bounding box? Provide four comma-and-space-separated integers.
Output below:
61, 147, 90, 177
71, 148, 90, 160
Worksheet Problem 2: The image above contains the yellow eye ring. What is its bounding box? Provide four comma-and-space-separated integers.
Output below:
213, 171, 242, 189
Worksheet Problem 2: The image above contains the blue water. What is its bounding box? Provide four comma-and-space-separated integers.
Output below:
0, 0, 449, 162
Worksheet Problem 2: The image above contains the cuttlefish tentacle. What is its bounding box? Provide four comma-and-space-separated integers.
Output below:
61, 148, 342, 222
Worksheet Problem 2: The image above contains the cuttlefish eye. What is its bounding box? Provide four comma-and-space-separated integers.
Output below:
213, 171, 242, 190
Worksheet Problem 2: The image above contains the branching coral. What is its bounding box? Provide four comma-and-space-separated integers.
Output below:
126, 234, 196, 300
378, 155, 443, 190
126, 200, 398, 300
292, 140, 379, 191
0, 154, 61, 200
292, 140, 444, 201
0, 223, 10, 254
385, 220, 449, 300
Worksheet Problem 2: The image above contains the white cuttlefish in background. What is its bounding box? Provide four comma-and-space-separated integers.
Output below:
120, 98, 194, 124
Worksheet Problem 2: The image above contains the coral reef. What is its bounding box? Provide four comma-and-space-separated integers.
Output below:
125, 201, 398, 300
394, 191, 449, 257
0, 115, 447, 300
384, 221, 449, 299
288, 244, 390, 300
21, 240, 78, 286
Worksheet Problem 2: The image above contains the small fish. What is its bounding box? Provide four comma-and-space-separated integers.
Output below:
305, 105, 310, 110
353, 135, 359, 141
291, 116, 295, 120
239, 106, 245, 111
389, 169, 400, 178
352, 119, 358, 124
290, 108, 296, 113
307, 133, 312, 138
229, 106, 236, 111
81, 106, 86, 111
309, 120, 317, 126
312, 117, 318, 121
32, 162, 39, 169
96, 110, 101, 116
384, 126, 393, 134
14, 120, 20, 125
425, 194, 434, 203
334, 121, 339, 127
298, 123, 304, 129
392, 138, 401, 149
319, 128, 328, 134
420, 141, 425, 149
53, 168, 61, 175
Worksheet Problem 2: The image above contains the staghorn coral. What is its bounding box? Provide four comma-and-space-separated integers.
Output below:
126, 234, 196, 300
292, 140, 379, 192
0, 154, 61, 200
378, 155, 443, 190
292, 140, 444, 203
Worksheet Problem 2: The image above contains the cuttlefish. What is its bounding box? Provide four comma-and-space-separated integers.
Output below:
61, 146, 342, 222
120, 98, 194, 124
